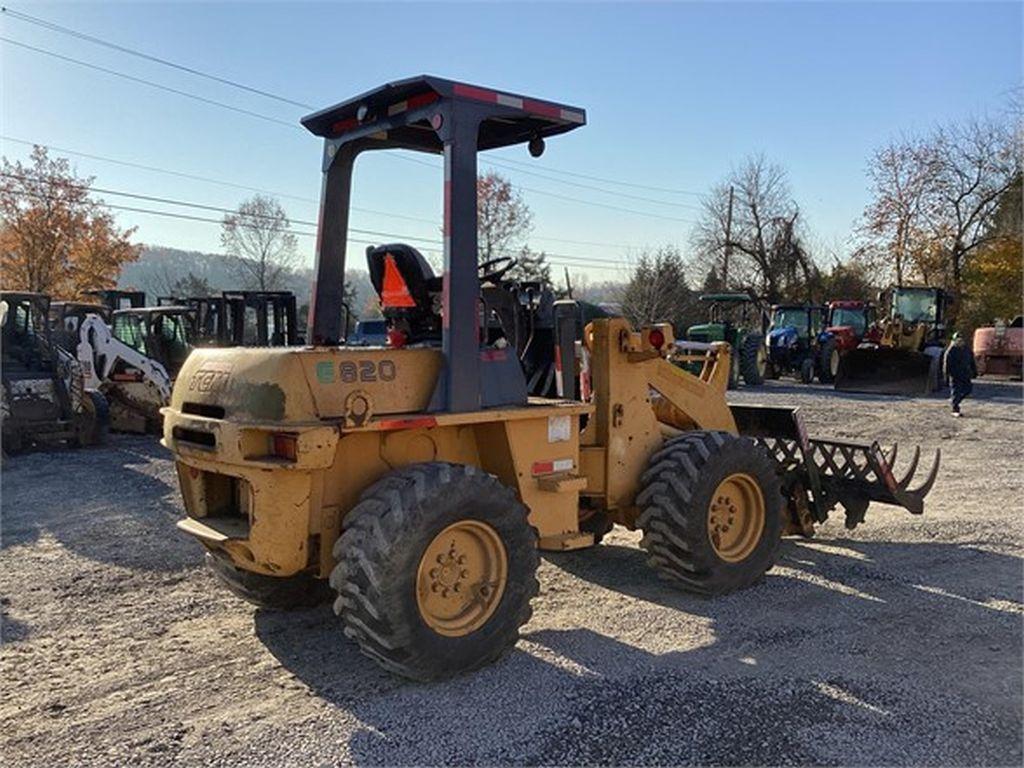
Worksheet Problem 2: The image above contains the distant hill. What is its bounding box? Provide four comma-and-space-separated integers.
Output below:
120, 245, 376, 317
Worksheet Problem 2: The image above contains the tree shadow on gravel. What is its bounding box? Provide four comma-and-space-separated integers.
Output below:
254, 536, 1021, 766
0, 435, 197, 572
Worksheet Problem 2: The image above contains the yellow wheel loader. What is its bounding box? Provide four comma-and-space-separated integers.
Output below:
163, 77, 939, 680
835, 286, 951, 395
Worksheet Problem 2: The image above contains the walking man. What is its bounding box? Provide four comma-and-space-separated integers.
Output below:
943, 332, 977, 417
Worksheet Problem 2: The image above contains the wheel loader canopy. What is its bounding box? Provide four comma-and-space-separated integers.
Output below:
301, 75, 586, 149
302, 76, 586, 412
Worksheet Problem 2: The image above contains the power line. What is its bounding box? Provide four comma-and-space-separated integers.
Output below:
2, 37, 699, 224
482, 157, 702, 210
0, 136, 645, 250
0, 6, 316, 110
8, 178, 632, 269
487, 155, 705, 197
386, 153, 697, 224
0, 13, 703, 202
0, 37, 302, 130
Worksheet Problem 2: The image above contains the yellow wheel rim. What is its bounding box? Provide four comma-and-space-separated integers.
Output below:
416, 520, 507, 637
707, 473, 766, 562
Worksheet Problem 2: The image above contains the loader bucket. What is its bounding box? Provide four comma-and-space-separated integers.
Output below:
834, 347, 935, 396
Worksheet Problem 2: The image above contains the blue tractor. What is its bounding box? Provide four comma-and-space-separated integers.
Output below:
765, 303, 838, 384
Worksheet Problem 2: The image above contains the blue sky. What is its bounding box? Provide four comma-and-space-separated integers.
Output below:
2, 1, 1020, 281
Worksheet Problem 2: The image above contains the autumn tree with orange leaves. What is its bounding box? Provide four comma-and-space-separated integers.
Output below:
0, 146, 140, 298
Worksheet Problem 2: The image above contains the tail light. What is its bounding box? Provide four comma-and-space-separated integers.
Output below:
648, 328, 665, 350
270, 433, 298, 461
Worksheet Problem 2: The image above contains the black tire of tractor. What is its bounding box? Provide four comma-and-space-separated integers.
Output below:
73, 391, 110, 447
636, 431, 783, 596
330, 462, 540, 681
739, 334, 765, 386
205, 550, 332, 610
799, 357, 815, 384
817, 339, 838, 384
727, 348, 741, 390
3, 428, 24, 455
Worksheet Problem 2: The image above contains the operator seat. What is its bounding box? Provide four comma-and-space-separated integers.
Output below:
367, 243, 443, 343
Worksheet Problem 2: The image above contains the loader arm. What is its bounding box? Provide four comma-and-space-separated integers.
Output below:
579, 317, 737, 519
76, 315, 172, 405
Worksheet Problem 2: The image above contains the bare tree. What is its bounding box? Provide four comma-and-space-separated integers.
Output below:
857, 117, 1020, 298
926, 118, 1020, 293
220, 195, 298, 290
477, 172, 532, 261
857, 136, 940, 285
692, 155, 816, 302
620, 246, 696, 332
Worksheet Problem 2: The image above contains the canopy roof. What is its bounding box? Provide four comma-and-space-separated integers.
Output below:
301, 75, 586, 152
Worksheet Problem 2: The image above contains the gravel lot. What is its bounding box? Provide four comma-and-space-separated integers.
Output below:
2, 380, 1022, 766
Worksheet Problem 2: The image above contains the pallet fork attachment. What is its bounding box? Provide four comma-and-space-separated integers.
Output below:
731, 404, 940, 530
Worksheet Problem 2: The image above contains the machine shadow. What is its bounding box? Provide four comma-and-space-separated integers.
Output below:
545, 537, 1024, 615
256, 536, 1022, 766
0, 434, 198, 572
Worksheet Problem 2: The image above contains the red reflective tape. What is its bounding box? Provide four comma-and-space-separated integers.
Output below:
524, 99, 562, 119
453, 83, 498, 103
377, 417, 437, 432
532, 458, 574, 476
480, 348, 507, 362
407, 91, 440, 109
330, 116, 359, 135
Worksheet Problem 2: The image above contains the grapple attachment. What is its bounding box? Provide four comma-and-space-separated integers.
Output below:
834, 347, 938, 396
730, 404, 940, 531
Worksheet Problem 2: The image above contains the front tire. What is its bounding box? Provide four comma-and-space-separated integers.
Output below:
800, 357, 815, 384
740, 334, 766, 386
817, 339, 839, 384
331, 463, 539, 681
636, 431, 783, 595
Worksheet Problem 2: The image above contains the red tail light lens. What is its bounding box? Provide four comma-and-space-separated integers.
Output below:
271, 433, 298, 461
648, 328, 665, 350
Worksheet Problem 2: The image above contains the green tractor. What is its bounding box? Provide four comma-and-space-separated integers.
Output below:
684, 293, 767, 388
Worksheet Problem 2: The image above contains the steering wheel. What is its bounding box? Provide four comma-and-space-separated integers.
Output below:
478, 256, 518, 284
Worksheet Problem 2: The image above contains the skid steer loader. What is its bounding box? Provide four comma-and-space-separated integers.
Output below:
1, 292, 109, 452
76, 313, 173, 433
163, 77, 939, 681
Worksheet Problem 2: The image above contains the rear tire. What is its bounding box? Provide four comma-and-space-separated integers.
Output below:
73, 391, 110, 447
331, 463, 539, 681
739, 334, 766, 386
817, 339, 839, 384
205, 551, 332, 610
637, 431, 783, 595
800, 357, 815, 384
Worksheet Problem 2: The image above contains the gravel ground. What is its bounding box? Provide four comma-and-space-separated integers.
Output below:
1, 379, 1021, 766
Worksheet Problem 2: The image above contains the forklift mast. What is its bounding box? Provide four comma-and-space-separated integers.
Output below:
301, 76, 586, 412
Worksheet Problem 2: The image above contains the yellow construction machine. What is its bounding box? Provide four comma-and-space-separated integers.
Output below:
163, 77, 938, 680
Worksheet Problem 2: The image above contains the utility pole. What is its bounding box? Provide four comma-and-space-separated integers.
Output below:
564, 266, 574, 298
723, 185, 734, 289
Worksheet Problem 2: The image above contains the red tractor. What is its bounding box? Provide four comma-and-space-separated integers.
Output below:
824, 300, 879, 372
